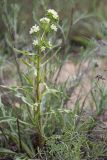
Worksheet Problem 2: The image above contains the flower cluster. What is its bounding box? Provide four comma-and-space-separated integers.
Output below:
29, 24, 40, 34
50, 24, 57, 31
40, 17, 50, 24
41, 46, 46, 52
47, 9, 59, 20
29, 9, 59, 52
32, 40, 39, 46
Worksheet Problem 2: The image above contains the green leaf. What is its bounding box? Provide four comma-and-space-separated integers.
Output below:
21, 59, 32, 68
4, 131, 34, 157
0, 148, 15, 155
13, 48, 30, 56
0, 116, 16, 124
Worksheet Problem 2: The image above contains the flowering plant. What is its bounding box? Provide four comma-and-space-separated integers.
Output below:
29, 9, 59, 148
30, 9, 59, 52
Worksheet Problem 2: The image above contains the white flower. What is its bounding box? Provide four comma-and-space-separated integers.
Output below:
29, 24, 40, 34
49, 41, 52, 49
40, 17, 50, 24
47, 9, 59, 20
32, 40, 39, 46
50, 24, 57, 31
41, 46, 46, 52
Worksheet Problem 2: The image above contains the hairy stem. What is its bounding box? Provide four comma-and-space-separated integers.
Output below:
34, 49, 44, 148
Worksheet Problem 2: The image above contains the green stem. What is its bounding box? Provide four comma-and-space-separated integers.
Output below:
34, 48, 44, 148
36, 49, 41, 126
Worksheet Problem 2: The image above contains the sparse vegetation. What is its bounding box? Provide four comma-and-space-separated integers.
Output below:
1, 0, 107, 159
